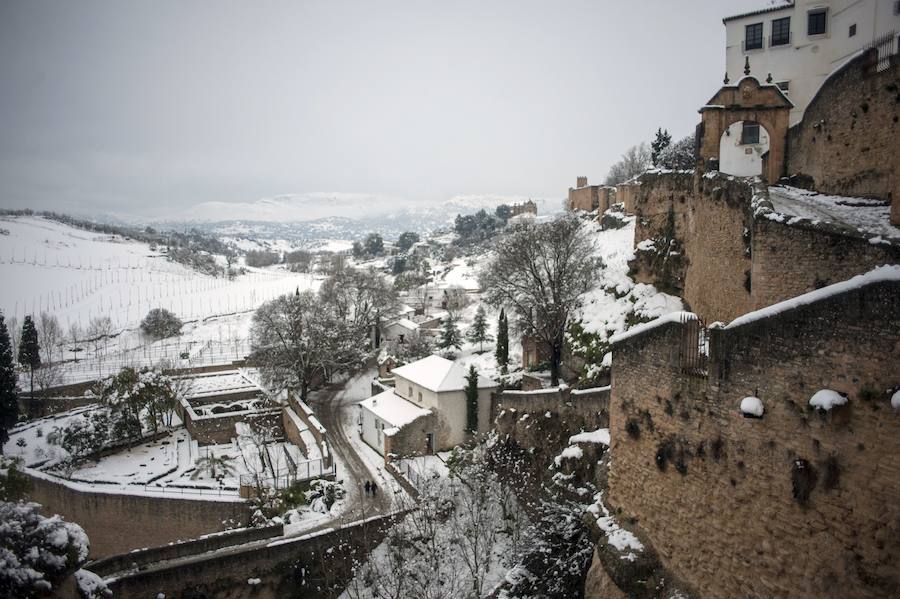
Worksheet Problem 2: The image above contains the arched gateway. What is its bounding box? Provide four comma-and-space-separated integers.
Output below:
699, 74, 792, 183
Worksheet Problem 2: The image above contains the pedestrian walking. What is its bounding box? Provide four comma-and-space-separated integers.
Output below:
371, 482, 378, 497
364, 481, 371, 496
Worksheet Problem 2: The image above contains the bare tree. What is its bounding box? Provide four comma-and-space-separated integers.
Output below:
86, 316, 114, 377
604, 142, 651, 185
38, 312, 63, 365
480, 214, 601, 385
34, 362, 63, 397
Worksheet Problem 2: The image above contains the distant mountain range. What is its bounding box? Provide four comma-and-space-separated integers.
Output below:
151, 193, 563, 245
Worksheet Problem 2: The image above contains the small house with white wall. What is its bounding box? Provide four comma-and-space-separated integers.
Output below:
358, 355, 498, 456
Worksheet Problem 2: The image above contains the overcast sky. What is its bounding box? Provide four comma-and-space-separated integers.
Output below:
0, 0, 758, 220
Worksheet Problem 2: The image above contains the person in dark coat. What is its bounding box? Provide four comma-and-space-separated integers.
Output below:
364, 481, 371, 496
370, 482, 378, 497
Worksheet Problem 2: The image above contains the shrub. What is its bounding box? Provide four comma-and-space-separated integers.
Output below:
140, 308, 183, 339
245, 250, 280, 268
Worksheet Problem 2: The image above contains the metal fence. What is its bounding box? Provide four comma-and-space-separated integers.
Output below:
866, 30, 898, 73
239, 457, 335, 491
679, 316, 709, 377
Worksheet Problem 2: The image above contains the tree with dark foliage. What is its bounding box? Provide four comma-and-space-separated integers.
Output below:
17, 316, 40, 412
650, 127, 672, 166
0, 314, 18, 453
495, 309, 509, 373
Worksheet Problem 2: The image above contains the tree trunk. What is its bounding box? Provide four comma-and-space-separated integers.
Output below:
550, 343, 562, 387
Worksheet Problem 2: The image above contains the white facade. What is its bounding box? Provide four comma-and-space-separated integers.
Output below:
359, 355, 497, 455
719, 120, 771, 176
724, 0, 900, 125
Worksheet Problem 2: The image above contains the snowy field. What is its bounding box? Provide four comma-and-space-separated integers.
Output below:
0, 216, 321, 382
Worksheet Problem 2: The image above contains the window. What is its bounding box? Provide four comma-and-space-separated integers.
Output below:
741, 122, 760, 145
745, 22, 764, 50
776, 81, 790, 94
808, 10, 827, 36
849, 23, 857, 37
771, 17, 791, 46
418, 391, 422, 402
408, 385, 413, 397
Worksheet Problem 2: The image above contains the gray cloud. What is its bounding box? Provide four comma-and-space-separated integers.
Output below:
0, 0, 752, 220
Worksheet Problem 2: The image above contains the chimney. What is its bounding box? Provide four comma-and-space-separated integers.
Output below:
576, 176, 588, 188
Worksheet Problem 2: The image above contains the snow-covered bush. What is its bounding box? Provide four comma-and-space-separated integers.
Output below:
0, 501, 90, 596
305, 479, 344, 513
657, 135, 695, 170
140, 308, 183, 339
0, 456, 32, 501
47, 410, 110, 462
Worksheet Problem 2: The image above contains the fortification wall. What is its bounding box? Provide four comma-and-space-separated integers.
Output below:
630, 171, 753, 322
24, 471, 251, 558
569, 186, 599, 212
750, 216, 900, 311
607, 279, 900, 599
185, 408, 282, 445
786, 51, 899, 205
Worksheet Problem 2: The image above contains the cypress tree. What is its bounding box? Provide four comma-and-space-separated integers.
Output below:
17, 315, 41, 412
495, 309, 509, 373
466, 305, 492, 353
465, 365, 479, 434
0, 313, 19, 452
438, 314, 462, 351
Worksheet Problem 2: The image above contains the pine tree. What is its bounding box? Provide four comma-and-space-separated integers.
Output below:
464, 365, 479, 433
17, 315, 41, 411
466, 305, 493, 353
495, 309, 509, 373
651, 128, 672, 166
438, 314, 463, 352
0, 313, 19, 453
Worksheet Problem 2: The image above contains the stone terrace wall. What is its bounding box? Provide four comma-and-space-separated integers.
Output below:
608, 280, 900, 599
384, 412, 437, 458
24, 472, 251, 558
630, 171, 754, 322
786, 50, 899, 204
107, 514, 397, 599
750, 215, 900, 311
569, 185, 599, 212
185, 407, 283, 445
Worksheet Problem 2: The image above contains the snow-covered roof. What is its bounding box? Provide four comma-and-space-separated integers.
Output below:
391, 355, 496, 392
386, 318, 419, 332
359, 389, 432, 428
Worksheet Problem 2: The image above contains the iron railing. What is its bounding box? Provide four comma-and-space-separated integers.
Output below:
865, 30, 898, 73
679, 316, 709, 377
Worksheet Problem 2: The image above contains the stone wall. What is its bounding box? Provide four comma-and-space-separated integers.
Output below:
630, 171, 899, 323
616, 182, 639, 213
24, 471, 251, 558
106, 513, 397, 599
87, 524, 284, 577
185, 407, 283, 445
750, 216, 900, 310
607, 279, 900, 598
786, 50, 899, 208
569, 184, 600, 212
630, 171, 754, 322
384, 412, 437, 458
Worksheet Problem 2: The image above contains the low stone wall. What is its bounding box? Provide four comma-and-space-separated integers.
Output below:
23, 470, 251, 558
87, 524, 284, 577
106, 514, 399, 599
384, 412, 437, 458
185, 407, 283, 445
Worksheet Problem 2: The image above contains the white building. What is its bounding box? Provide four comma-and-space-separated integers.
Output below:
724, 1, 900, 125
359, 355, 497, 456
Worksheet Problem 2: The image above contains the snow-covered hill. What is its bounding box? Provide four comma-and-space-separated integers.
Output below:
155, 193, 563, 245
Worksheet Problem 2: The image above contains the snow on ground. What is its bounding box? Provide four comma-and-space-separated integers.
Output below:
767, 186, 900, 244
569, 428, 610, 446
574, 217, 684, 342
0, 216, 320, 384
2, 405, 98, 467
68, 429, 188, 485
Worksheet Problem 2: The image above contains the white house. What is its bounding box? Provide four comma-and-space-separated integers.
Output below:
724, 1, 900, 126
381, 317, 420, 344
358, 355, 498, 456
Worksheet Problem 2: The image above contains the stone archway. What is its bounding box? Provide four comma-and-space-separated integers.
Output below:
698, 76, 792, 183
718, 119, 771, 177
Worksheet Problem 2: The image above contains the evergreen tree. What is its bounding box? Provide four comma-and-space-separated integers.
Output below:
17, 316, 40, 411
651, 128, 672, 166
0, 313, 19, 453
495, 309, 509, 373
438, 314, 463, 352
467, 305, 493, 353
465, 365, 479, 434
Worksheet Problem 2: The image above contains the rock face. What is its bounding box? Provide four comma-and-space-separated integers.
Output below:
584, 548, 628, 599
